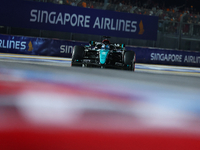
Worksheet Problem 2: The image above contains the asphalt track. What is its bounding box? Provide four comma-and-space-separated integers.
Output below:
1, 53, 200, 87
1, 53, 200, 150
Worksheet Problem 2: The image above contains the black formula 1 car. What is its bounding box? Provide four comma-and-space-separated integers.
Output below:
71, 37, 136, 71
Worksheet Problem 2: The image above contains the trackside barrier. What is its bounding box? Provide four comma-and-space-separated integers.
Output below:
0, 34, 87, 58
126, 46, 200, 67
0, 34, 200, 67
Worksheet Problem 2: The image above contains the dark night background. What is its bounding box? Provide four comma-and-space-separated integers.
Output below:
155, 0, 200, 12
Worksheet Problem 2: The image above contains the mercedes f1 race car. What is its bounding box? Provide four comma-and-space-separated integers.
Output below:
71, 36, 136, 71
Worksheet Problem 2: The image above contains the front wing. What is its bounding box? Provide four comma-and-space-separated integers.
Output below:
74, 59, 133, 70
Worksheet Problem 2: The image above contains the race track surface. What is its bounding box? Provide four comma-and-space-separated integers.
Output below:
0, 53, 200, 150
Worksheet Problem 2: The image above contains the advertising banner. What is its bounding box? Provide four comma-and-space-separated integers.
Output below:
126, 46, 200, 67
0, 34, 86, 58
0, 0, 158, 40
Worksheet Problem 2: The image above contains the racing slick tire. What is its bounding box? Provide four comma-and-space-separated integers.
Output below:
71, 45, 85, 67
124, 51, 135, 71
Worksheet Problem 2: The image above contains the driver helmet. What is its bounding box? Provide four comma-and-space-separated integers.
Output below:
101, 44, 110, 49
105, 45, 110, 50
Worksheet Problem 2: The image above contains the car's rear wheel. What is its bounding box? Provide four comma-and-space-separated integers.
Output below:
124, 51, 135, 71
71, 45, 85, 67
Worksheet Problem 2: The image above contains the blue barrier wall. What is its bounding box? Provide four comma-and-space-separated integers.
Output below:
126, 46, 200, 67
0, 34, 200, 67
0, 34, 87, 58
0, 0, 158, 40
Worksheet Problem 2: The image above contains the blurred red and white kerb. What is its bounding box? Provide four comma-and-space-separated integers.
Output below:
0, 71, 200, 150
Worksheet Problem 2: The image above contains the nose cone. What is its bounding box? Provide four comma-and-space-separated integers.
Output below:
99, 49, 109, 64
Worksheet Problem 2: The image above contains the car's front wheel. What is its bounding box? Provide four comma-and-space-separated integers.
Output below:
71, 45, 85, 67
